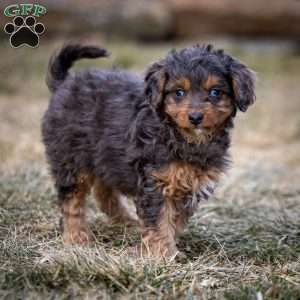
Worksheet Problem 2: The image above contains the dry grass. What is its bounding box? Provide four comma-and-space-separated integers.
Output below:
0, 37, 300, 299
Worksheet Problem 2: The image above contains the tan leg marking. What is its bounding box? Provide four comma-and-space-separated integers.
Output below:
94, 178, 138, 225
141, 200, 178, 258
174, 213, 189, 236
144, 162, 221, 257
62, 173, 94, 245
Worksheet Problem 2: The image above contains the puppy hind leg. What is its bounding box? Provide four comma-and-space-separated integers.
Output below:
59, 173, 94, 245
93, 178, 138, 225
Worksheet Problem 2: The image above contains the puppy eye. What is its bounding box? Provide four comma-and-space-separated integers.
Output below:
208, 88, 221, 98
175, 89, 186, 97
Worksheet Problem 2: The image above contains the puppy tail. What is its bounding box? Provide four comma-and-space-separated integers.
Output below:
47, 44, 109, 92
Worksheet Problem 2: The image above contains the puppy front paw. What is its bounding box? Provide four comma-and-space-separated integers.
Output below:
63, 225, 93, 246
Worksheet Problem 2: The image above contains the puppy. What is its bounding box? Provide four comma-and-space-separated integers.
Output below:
42, 44, 255, 258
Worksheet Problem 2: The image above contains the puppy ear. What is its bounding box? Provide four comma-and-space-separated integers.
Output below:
229, 59, 256, 112
145, 62, 167, 110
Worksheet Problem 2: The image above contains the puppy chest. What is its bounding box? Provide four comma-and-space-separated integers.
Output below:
151, 161, 220, 201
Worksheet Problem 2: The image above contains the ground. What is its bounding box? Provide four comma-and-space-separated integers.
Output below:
0, 37, 300, 299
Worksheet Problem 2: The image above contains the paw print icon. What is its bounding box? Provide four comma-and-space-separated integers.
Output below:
4, 16, 45, 48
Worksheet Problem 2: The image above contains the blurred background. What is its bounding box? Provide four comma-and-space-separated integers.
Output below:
0, 0, 300, 171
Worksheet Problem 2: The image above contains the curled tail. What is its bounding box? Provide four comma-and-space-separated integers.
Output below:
47, 44, 109, 92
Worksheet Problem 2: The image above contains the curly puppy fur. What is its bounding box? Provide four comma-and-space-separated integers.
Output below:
42, 44, 256, 257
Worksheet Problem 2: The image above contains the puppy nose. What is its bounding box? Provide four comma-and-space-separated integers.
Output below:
188, 112, 203, 125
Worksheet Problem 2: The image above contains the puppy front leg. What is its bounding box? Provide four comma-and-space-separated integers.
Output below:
136, 177, 178, 258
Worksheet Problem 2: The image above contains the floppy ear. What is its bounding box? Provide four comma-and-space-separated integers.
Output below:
229, 59, 256, 112
144, 61, 167, 110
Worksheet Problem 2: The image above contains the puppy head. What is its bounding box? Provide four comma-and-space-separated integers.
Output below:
145, 45, 256, 139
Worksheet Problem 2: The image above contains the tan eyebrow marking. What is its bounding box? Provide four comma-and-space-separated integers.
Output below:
203, 75, 222, 90
175, 77, 191, 91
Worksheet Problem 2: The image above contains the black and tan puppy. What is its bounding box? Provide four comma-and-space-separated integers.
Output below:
42, 44, 255, 258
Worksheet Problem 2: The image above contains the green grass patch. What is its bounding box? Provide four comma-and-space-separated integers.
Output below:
0, 164, 299, 299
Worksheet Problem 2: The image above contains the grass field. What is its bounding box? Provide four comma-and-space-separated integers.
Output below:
0, 37, 300, 299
